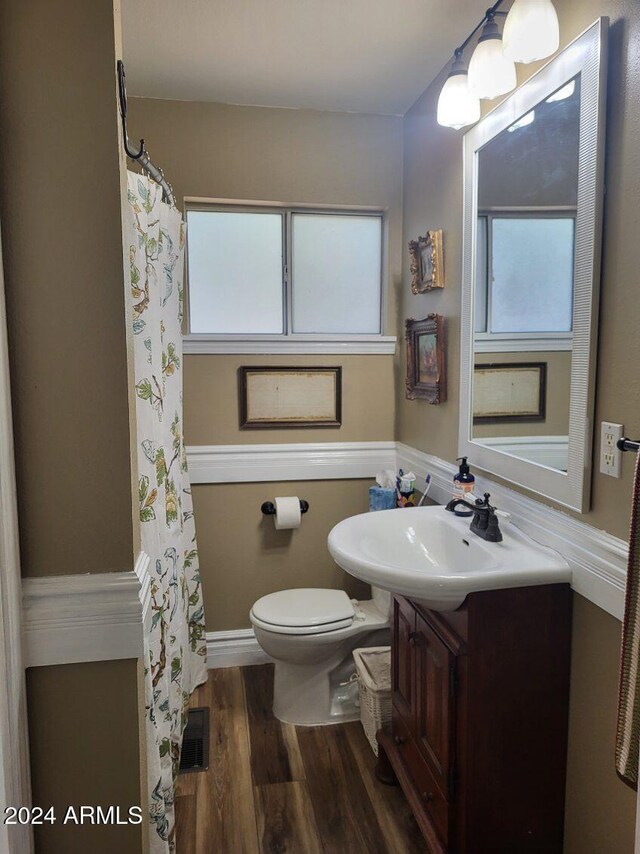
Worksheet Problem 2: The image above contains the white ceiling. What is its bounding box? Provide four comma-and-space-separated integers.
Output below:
122, 0, 488, 116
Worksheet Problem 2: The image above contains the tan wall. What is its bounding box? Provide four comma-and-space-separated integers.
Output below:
129, 97, 403, 621
0, 4, 144, 850
399, 2, 639, 848
185, 354, 395, 445
129, 96, 402, 443
0, 0, 135, 578
27, 660, 143, 854
473, 351, 571, 439
564, 596, 636, 853
195, 479, 371, 630
128, 96, 403, 341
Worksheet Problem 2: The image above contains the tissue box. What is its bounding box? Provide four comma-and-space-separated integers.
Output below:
369, 486, 396, 511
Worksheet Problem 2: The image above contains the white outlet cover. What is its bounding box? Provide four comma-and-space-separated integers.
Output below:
600, 422, 623, 478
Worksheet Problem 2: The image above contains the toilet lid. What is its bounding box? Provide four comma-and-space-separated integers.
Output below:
251, 588, 355, 631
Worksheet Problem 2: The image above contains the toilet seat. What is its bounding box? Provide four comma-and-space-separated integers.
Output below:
250, 588, 355, 636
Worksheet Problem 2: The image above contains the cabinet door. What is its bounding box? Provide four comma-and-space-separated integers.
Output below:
391, 596, 417, 726
414, 612, 456, 792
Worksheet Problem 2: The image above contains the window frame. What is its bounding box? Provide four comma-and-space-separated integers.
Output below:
183, 199, 395, 354
474, 207, 576, 353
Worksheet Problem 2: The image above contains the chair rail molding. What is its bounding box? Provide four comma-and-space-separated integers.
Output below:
476, 436, 568, 471
396, 443, 627, 621
22, 551, 152, 668
21, 445, 628, 676
187, 438, 627, 620
187, 441, 397, 484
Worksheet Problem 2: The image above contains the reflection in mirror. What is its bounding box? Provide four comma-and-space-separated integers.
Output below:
471, 75, 581, 472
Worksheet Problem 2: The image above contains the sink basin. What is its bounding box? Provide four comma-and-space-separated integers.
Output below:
327, 505, 570, 611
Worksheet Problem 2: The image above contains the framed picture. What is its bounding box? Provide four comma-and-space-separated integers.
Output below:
409, 229, 444, 293
473, 362, 547, 423
239, 367, 342, 429
405, 315, 446, 404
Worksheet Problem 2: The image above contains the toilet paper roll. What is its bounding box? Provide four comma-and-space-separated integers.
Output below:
273, 496, 302, 530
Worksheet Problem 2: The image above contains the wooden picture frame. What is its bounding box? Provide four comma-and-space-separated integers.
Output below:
473, 362, 547, 423
405, 315, 446, 404
239, 366, 342, 429
409, 229, 444, 293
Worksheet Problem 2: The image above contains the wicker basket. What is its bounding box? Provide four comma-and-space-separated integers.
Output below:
353, 646, 392, 756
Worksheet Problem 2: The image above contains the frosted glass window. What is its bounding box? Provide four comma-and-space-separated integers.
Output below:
490, 218, 574, 333
187, 210, 284, 333
291, 214, 382, 333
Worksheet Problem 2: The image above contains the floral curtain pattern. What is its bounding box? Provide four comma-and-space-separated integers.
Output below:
125, 172, 207, 853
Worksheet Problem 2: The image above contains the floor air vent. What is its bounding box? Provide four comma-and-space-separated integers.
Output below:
179, 707, 209, 774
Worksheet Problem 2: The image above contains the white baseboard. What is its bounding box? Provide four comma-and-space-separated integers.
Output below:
206, 629, 271, 669
187, 441, 397, 484
22, 553, 151, 668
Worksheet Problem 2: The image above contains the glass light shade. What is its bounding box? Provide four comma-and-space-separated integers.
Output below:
468, 31, 517, 99
437, 59, 481, 129
503, 0, 559, 63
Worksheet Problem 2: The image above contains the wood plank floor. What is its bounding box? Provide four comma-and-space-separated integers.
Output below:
175, 664, 427, 854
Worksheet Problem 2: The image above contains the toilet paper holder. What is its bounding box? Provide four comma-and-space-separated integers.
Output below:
261, 500, 309, 516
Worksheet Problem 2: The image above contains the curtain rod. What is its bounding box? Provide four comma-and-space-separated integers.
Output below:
117, 60, 176, 208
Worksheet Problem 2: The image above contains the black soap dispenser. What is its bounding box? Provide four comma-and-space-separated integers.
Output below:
452, 457, 475, 516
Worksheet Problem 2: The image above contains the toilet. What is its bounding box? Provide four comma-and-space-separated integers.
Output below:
250, 586, 390, 726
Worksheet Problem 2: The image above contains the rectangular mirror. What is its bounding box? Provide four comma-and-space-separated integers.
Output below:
459, 18, 608, 512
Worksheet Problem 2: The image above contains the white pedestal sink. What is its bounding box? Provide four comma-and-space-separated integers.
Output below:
328, 505, 571, 611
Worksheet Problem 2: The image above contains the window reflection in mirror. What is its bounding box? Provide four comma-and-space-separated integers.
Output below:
471, 75, 581, 473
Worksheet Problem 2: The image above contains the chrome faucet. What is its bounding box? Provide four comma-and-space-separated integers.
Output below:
445, 492, 503, 543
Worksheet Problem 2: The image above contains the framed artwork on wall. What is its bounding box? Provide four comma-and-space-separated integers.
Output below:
473, 362, 547, 423
405, 314, 446, 404
239, 366, 342, 428
409, 229, 444, 293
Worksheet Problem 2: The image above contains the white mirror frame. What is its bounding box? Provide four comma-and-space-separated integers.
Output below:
459, 18, 608, 513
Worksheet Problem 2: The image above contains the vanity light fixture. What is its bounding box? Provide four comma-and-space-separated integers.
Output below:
503, 0, 560, 63
437, 49, 481, 129
436, 0, 559, 129
468, 11, 517, 100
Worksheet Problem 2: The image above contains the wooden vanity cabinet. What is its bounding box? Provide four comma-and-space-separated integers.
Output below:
377, 585, 572, 853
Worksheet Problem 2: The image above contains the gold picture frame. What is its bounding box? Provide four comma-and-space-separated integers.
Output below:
409, 229, 444, 293
405, 315, 446, 404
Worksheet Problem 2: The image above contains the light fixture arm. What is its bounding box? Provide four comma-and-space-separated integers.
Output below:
454, 1, 507, 58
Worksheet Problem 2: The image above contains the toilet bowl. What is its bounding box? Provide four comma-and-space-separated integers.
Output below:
250, 586, 390, 726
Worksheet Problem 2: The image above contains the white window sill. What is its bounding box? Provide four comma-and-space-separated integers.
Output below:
182, 334, 397, 355
474, 333, 573, 353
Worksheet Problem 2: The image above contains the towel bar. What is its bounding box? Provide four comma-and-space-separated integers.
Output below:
617, 438, 640, 452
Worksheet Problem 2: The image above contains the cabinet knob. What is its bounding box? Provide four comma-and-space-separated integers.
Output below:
394, 735, 405, 746
422, 791, 434, 803
409, 632, 420, 647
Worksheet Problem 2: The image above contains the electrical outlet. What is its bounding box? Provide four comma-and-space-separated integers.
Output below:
600, 422, 623, 478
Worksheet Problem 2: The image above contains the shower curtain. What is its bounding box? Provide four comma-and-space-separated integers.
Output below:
125, 172, 207, 853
